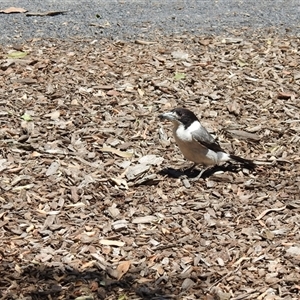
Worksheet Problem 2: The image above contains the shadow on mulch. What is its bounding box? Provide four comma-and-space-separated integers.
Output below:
159, 163, 243, 180
6, 263, 175, 300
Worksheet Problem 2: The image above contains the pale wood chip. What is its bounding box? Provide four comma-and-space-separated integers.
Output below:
132, 216, 158, 224
99, 239, 125, 247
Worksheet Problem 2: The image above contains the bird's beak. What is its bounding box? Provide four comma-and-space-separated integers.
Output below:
159, 111, 177, 121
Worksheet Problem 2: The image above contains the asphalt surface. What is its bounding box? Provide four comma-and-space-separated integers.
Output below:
0, 0, 299, 45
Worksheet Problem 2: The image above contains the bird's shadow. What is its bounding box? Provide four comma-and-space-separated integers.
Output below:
159, 163, 241, 180
7, 262, 174, 300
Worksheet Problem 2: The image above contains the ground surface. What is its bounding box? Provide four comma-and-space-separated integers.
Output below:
0, 0, 299, 45
0, 31, 300, 299
1, 1, 300, 299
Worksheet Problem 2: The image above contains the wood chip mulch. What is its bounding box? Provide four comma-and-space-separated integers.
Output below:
0, 32, 299, 300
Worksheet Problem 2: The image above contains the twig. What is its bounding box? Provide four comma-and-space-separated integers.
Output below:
255, 206, 286, 220
208, 265, 240, 291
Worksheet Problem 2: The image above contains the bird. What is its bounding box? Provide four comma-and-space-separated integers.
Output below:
159, 107, 255, 178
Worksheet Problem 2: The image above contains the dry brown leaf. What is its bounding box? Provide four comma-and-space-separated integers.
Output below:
106, 90, 120, 96
277, 91, 296, 99
26, 11, 66, 16
116, 261, 131, 280
0, 7, 27, 14
89, 281, 98, 292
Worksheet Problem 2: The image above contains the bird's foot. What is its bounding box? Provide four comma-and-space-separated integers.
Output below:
183, 163, 196, 172
189, 168, 206, 181
182, 163, 199, 177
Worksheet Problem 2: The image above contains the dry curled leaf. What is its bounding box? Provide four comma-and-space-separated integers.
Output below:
0, 7, 27, 14
26, 11, 67, 16
116, 261, 131, 280
277, 91, 296, 99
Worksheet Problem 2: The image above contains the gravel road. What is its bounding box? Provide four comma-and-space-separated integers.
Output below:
0, 0, 299, 45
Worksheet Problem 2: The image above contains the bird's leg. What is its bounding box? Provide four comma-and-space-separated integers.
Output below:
178, 163, 197, 184
189, 167, 207, 181
198, 168, 206, 178
180, 164, 209, 186
183, 163, 207, 180
184, 163, 197, 174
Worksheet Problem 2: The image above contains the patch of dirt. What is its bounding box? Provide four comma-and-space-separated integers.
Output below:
0, 32, 299, 299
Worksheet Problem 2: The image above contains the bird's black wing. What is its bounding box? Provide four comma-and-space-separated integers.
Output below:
192, 124, 256, 169
191, 126, 225, 153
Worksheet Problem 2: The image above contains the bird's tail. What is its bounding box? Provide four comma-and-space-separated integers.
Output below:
229, 154, 256, 169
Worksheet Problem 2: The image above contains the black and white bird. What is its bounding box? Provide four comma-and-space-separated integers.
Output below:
159, 107, 255, 178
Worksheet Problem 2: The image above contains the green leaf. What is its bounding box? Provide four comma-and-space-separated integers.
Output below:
21, 113, 32, 121
236, 59, 247, 67
174, 72, 186, 80
7, 51, 28, 59
118, 295, 127, 300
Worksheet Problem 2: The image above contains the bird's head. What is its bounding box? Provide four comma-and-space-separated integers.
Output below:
159, 107, 199, 128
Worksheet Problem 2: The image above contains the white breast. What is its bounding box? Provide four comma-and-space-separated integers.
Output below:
172, 121, 230, 166
175, 121, 201, 142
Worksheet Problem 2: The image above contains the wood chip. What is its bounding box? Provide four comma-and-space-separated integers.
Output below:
132, 216, 158, 224
99, 239, 125, 247
1, 33, 300, 299
100, 147, 133, 158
